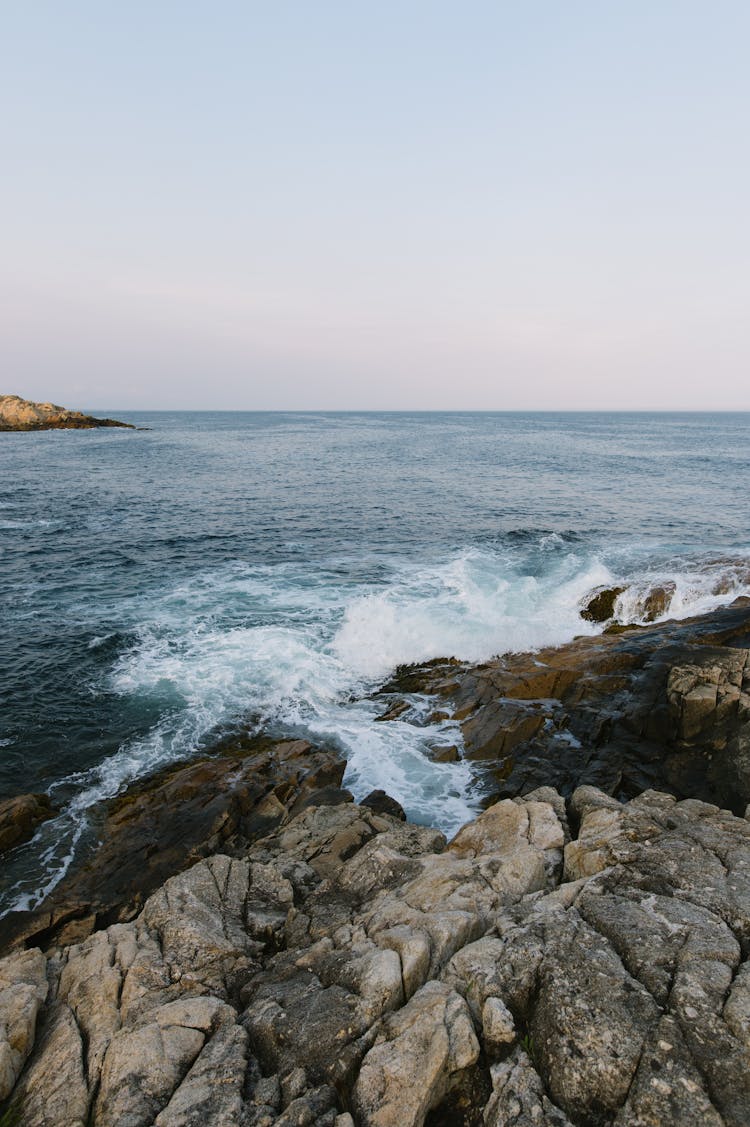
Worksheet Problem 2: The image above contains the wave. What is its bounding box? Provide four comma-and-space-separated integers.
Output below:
588, 557, 750, 627
3, 541, 750, 918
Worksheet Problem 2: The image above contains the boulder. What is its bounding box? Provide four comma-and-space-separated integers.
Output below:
580, 585, 625, 622
0, 793, 55, 854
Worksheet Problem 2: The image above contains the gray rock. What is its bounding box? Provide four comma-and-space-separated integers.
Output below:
483, 1046, 572, 1126
0, 946, 48, 1101
1, 787, 748, 1126
352, 981, 479, 1126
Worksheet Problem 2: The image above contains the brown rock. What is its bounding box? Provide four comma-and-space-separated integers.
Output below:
642, 581, 676, 622
0, 793, 55, 854
0, 393, 133, 431
0, 738, 345, 954
580, 585, 625, 623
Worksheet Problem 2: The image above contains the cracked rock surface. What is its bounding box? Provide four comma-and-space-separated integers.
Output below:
0, 781, 747, 1126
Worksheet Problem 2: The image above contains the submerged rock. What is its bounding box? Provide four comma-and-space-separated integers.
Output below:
0, 783, 747, 1125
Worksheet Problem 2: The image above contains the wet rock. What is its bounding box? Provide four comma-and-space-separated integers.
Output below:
461, 700, 546, 761
642, 581, 677, 622
374, 699, 411, 722
361, 790, 406, 821
0, 737, 344, 954
0, 793, 55, 855
394, 601, 750, 811
428, 744, 461, 763
581, 585, 625, 622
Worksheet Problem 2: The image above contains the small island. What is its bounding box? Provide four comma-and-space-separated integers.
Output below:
0, 394, 134, 431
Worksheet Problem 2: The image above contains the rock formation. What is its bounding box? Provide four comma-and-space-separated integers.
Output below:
0, 394, 133, 431
0, 794, 55, 855
0, 738, 349, 953
2, 602, 750, 1124
0, 784, 747, 1125
378, 599, 750, 812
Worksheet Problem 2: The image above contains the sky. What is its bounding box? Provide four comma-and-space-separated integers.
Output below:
1, 1, 748, 410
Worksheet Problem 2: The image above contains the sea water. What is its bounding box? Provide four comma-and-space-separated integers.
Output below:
1, 411, 749, 915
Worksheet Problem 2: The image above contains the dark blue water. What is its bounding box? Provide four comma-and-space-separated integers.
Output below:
2, 411, 749, 913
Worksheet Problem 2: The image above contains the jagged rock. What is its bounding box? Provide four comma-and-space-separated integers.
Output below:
94, 997, 238, 1126
530, 910, 661, 1118
360, 790, 406, 821
483, 1047, 572, 1126
0, 737, 345, 953
351, 981, 479, 1126
10, 1002, 90, 1126
1, 783, 748, 1126
0, 947, 48, 1101
580, 585, 625, 622
154, 1020, 250, 1126
377, 600, 750, 812
642, 581, 677, 622
0, 793, 55, 854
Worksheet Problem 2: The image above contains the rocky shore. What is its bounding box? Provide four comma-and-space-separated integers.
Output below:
1, 602, 749, 1125
0, 394, 134, 431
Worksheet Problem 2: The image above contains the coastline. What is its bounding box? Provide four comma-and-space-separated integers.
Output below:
3, 598, 749, 953
1, 601, 749, 1124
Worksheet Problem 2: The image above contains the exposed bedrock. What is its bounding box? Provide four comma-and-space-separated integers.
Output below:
0, 786, 748, 1125
379, 599, 750, 812
0, 393, 133, 431
0, 737, 350, 955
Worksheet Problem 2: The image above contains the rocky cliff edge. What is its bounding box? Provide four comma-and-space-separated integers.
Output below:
0, 782, 748, 1125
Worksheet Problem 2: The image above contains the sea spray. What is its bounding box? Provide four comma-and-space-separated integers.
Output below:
3, 410, 750, 918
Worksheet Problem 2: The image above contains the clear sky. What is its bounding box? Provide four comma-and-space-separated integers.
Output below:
2, 1, 748, 410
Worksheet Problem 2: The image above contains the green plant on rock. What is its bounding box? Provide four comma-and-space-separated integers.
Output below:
0, 1101, 22, 1127
520, 1032, 537, 1065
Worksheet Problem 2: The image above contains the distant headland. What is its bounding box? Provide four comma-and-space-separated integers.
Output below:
0, 394, 134, 431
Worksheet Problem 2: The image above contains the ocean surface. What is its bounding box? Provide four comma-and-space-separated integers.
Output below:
2, 411, 750, 917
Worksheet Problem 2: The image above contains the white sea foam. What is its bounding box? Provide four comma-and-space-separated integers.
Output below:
612, 557, 750, 625
332, 549, 608, 680
3, 543, 749, 917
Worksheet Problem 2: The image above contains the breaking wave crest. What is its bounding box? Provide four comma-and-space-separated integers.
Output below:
3, 542, 750, 918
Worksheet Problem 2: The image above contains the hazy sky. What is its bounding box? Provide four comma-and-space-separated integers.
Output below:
2, 2, 748, 410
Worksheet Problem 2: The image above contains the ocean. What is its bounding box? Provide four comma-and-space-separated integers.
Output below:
2, 410, 749, 917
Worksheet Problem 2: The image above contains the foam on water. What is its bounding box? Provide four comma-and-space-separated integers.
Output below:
613, 557, 750, 625
0, 546, 590, 913
2, 540, 750, 918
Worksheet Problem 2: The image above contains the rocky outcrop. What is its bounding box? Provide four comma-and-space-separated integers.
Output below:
0, 794, 55, 855
376, 600, 750, 813
580, 586, 625, 623
0, 785, 747, 1125
0, 394, 133, 431
0, 738, 349, 954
